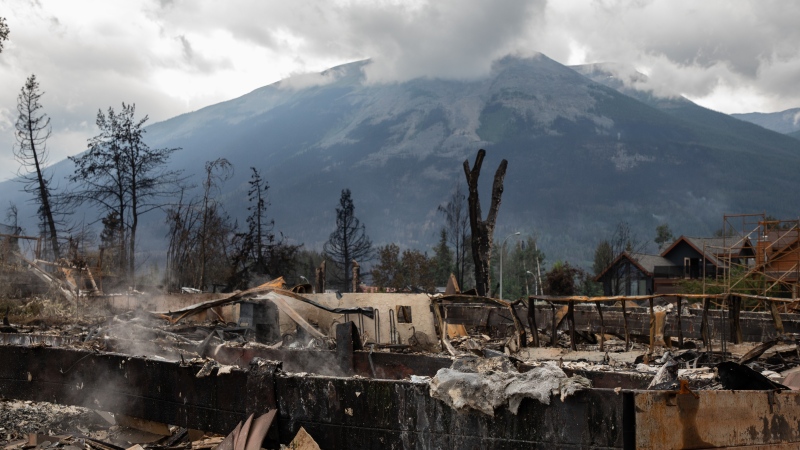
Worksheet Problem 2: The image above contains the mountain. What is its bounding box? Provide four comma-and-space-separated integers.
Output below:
732, 108, 800, 134
4, 54, 800, 268
572, 63, 800, 155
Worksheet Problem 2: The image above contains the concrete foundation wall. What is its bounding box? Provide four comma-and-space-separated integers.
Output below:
2, 345, 800, 448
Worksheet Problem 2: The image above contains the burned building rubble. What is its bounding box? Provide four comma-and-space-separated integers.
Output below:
1, 273, 800, 450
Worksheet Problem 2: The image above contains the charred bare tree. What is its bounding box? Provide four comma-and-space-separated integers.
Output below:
198, 158, 233, 290
463, 149, 508, 297
14, 75, 61, 261
69, 103, 181, 285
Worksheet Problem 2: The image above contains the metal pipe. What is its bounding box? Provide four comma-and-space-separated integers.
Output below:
373, 309, 381, 344
389, 309, 397, 344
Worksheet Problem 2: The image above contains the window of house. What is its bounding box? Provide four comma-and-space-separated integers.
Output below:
396, 305, 412, 323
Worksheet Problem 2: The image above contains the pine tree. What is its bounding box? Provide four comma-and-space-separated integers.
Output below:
245, 167, 273, 273
324, 189, 372, 292
431, 228, 453, 286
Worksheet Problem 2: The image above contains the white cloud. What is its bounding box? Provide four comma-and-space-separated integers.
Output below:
1, 0, 800, 180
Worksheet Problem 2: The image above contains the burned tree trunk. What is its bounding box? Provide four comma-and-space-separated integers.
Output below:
463, 149, 508, 297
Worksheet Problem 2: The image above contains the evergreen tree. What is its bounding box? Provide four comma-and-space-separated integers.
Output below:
654, 223, 674, 249
324, 189, 372, 292
431, 228, 453, 286
245, 167, 274, 273
593, 240, 613, 276
438, 183, 470, 288
371, 243, 402, 290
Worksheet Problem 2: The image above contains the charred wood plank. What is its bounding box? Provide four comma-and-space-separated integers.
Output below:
701, 298, 711, 349
528, 299, 539, 347
568, 300, 577, 351
595, 301, 605, 352
770, 300, 785, 335
730, 295, 743, 345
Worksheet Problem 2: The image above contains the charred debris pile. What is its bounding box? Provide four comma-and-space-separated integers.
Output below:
1, 273, 800, 448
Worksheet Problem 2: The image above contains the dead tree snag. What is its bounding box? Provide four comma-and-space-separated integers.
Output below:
463, 149, 508, 297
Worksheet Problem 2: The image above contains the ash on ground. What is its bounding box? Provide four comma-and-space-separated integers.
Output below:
0, 399, 106, 444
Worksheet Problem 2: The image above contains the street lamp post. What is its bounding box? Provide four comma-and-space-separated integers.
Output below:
525, 270, 535, 297
499, 231, 521, 299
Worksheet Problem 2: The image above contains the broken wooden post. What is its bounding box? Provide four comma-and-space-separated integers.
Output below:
508, 303, 527, 348
351, 260, 360, 293
676, 297, 684, 348
463, 149, 508, 297
527, 298, 539, 347
431, 299, 457, 355
730, 295, 743, 344
550, 302, 557, 347
595, 301, 605, 352
621, 300, 630, 351
648, 298, 655, 355
335, 322, 362, 375
769, 300, 785, 335
315, 260, 326, 294
567, 300, 577, 351
701, 297, 711, 350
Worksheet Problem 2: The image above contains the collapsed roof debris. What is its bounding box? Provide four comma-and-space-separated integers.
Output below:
2, 272, 800, 448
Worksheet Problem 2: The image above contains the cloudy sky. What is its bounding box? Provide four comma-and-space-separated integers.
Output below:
1, 0, 799, 181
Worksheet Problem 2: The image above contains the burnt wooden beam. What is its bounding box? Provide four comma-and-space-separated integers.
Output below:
676, 297, 684, 347
444, 304, 800, 344
648, 298, 655, 354
770, 300, 785, 334
701, 298, 711, 349
568, 300, 577, 351
550, 302, 557, 347
622, 301, 630, 350
528, 299, 539, 347
315, 260, 325, 294
595, 301, 605, 352
730, 295, 743, 345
